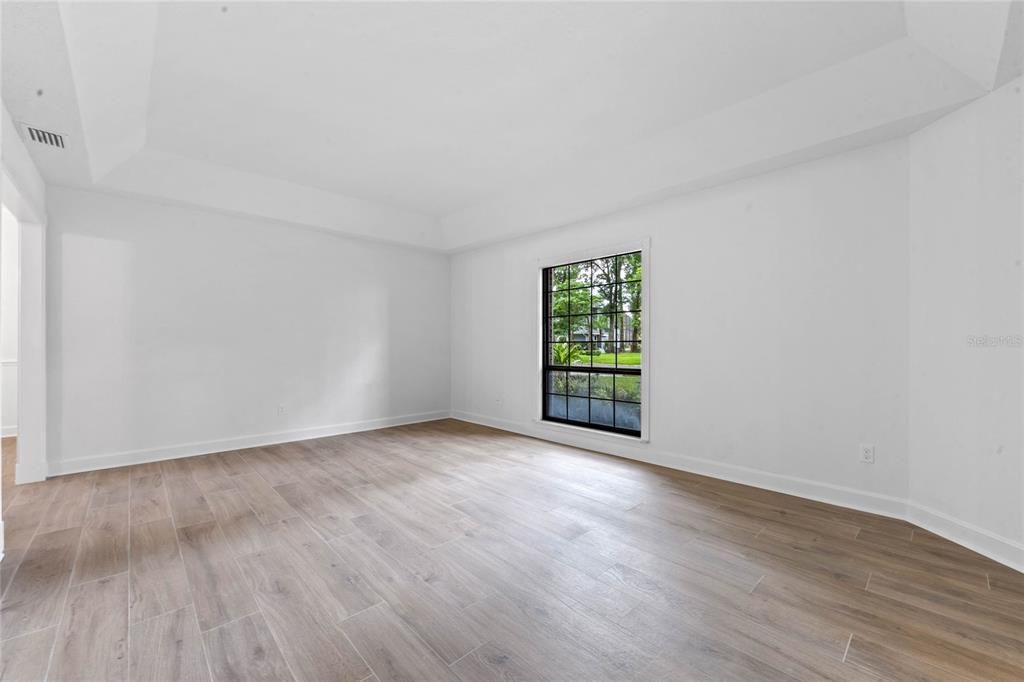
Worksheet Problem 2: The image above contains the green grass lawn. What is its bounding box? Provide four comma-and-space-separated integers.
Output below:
588, 352, 641, 366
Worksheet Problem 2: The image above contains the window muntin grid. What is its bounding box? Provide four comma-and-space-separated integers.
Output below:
542, 251, 642, 436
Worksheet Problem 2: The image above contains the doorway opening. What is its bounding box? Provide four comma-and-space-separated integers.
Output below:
1, 203, 21, 492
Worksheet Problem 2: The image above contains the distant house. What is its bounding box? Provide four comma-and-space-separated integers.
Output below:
570, 312, 636, 348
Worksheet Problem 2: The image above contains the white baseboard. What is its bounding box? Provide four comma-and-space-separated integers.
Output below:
1, 426, 17, 437
14, 451, 48, 485
48, 410, 452, 476
906, 502, 1024, 573
452, 410, 1023, 573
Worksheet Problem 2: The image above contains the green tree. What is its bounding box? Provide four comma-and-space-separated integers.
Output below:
621, 253, 642, 352
550, 287, 596, 320
589, 257, 618, 347
550, 262, 599, 342
548, 255, 640, 351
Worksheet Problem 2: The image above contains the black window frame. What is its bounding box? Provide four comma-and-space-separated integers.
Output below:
541, 251, 642, 437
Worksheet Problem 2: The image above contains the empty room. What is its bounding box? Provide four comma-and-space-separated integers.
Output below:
1, 1, 1022, 680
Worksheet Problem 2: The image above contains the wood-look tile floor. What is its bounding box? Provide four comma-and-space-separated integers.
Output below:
2, 421, 1023, 681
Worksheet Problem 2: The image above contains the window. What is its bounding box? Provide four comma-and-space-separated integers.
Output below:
542, 251, 642, 436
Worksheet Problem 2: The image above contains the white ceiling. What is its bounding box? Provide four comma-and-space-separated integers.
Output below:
143, 2, 905, 213
2, 1, 1021, 250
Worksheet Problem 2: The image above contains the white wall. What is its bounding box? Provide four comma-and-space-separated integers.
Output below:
452, 140, 911, 512
46, 186, 451, 473
908, 78, 1023, 563
1, 203, 18, 435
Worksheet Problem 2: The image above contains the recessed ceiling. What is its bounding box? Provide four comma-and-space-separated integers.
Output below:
2, 1, 1020, 250
144, 2, 905, 214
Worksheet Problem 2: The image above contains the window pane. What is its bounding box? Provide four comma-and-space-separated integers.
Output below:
604, 312, 626, 343
569, 316, 590, 343
568, 288, 592, 316
605, 283, 622, 312
615, 375, 641, 402
548, 290, 570, 317
577, 261, 594, 287
568, 396, 589, 421
615, 402, 641, 430
552, 265, 570, 291
591, 345, 615, 368
546, 370, 567, 394
591, 399, 614, 426
570, 343, 591, 366
550, 342, 591, 366
620, 280, 641, 312
621, 309, 641, 344
618, 252, 642, 282
591, 256, 616, 286
567, 372, 589, 397
546, 394, 567, 419
566, 262, 589, 289
616, 341, 641, 368
548, 343, 568, 366
612, 312, 637, 345
591, 283, 615, 314
591, 312, 613, 348
590, 374, 614, 399
547, 316, 569, 342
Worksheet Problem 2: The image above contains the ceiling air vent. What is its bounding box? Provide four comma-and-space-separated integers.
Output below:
21, 123, 66, 149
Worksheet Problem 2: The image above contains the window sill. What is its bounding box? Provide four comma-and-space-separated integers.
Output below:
532, 418, 650, 444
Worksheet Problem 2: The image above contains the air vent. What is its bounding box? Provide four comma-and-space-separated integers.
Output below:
21, 124, 65, 149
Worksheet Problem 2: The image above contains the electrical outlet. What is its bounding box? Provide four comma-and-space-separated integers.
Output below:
277, 404, 286, 416
859, 444, 875, 464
